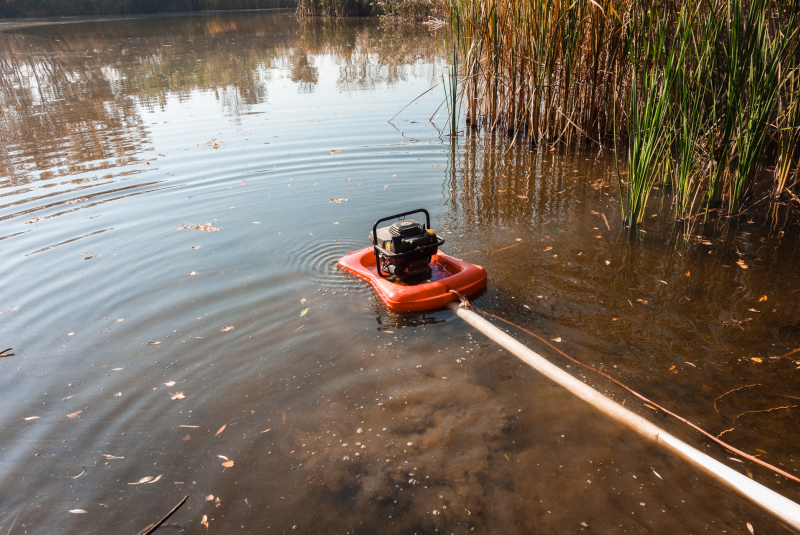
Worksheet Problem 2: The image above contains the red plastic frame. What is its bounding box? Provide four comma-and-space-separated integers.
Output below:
338, 247, 487, 312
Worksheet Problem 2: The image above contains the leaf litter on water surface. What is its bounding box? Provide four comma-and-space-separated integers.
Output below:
171, 392, 185, 400
128, 475, 162, 485
221, 326, 235, 332
215, 424, 227, 436
300, 308, 308, 317
222, 460, 234, 468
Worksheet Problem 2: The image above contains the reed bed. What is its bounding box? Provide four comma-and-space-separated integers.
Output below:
445, 0, 800, 226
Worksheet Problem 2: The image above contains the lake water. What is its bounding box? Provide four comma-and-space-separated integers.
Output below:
1, 10, 799, 534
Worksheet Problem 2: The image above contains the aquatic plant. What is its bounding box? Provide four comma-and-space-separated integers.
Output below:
443, 0, 800, 224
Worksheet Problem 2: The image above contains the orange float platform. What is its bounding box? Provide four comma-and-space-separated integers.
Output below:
338, 247, 487, 312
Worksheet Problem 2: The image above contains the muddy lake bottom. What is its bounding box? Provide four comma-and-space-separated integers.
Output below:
0, 10, 799, 534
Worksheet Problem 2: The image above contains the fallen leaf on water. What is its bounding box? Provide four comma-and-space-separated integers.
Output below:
652, 469, 662, 480
215, 424, 227, 436
686, 271, 691, 277
27, 217, 43, 224
758, 295, 768, 302
165, 381, 176, 387
751, 358, 763, 363
221, 326, 235, 332
516, 238, 522, 242
222, 460, 234, 468
381, 330, 393, 334
24, 416, 40, 420
736, 259, 749, 269
148, 341, 162, 345
114, 392, 122, 397
747, 522, 754, 534
282, 411, 286, 423
69, 509, 87, 514
128, 475, 162, 485
300, 308, 308, 317
261, 428, 271, 433
330, 150, 341, 155
543, 246, 553, 252
669, 365, 676, 372
67, 411, 82, 419
202, 515, 209, 528
171, 392, 185, 400
748, 308, 760, 313
552, 337, 562, 343
218, 455, 228, 460
636, 299, 649, 304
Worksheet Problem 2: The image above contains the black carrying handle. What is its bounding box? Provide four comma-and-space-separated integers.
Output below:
372, 209, 432, 278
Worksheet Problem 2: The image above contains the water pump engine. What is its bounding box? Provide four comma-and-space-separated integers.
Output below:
369, 209, 444, 279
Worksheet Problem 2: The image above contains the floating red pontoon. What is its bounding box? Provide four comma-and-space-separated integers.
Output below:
338, 209, 487, 312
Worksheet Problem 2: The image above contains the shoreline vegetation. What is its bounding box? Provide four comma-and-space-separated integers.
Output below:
444, 0, 799, 227
0, 0, 295, 18
296, 0, 800, 229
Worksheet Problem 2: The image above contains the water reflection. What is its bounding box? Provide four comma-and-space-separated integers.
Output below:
0, 13, 440, 205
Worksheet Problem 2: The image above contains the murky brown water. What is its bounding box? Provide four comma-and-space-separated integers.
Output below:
1, 10, 800, 534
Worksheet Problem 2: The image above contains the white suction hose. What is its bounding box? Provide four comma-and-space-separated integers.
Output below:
447, 301, 800, 529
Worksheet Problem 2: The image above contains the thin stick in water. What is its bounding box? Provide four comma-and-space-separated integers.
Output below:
138, 495, 189, 535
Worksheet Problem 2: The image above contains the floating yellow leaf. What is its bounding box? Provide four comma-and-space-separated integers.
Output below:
171, 392, 185, 400
221, 326, 235, 332
758, 295, 768, 302
300, 308, 308, 317
215, 424, 227, 436
202, 515, 209, 528
222, 460, 234, 468
751, 358, 762, 363
543, 246, 552, 252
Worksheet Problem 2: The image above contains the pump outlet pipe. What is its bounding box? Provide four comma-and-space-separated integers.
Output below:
447, 301, 800, 530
